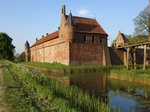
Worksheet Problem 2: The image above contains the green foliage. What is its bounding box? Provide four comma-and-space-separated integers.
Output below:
15, 52, 25, 63
2, 61, 112, 112
110, 69, 150, 85
111, 39, 116, 47
23, 62, 125, 70
127, 35, 148, 43
3, 63, 39, 112
0, 32, 15, 60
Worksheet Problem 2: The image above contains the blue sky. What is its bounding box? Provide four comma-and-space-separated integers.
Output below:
0, 0, 148, 53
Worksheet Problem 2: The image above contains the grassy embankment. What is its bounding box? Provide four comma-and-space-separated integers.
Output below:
23, 62, 150, 86
1, 60, 115, 112
2, 63, 39, 112
110, 69, 150, 86
23, 62, 125, 73
23, 62, 150, 72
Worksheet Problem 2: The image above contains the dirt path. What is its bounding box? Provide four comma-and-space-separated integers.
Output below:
0, 64, 8, 112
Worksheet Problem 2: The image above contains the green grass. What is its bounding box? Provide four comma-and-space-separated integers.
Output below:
23, 62, 125, 70
2, 60, 113, 112
109, 78, 150, 94
2, 61, 80, 112
2, 63, 39, 112
110, 69, 150, 85
23, 62, 150, 71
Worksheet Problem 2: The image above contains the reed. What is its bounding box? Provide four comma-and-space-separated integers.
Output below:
2, 60, 112, 112
110, 69, 150, 85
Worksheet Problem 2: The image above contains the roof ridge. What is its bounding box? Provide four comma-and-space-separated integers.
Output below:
36, 30, 58, 41
31, 30, 59, 47
66, 15, 94, 20
73, 16, 95, 20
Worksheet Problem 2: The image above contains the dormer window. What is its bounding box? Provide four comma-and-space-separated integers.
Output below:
92, 35, 95, 43
83, 35, 86, 42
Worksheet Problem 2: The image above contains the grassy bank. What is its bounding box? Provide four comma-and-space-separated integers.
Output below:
2, 60, 113, 112
2, 65, 39, 112
110, 69, 150, 86
23, 62, 125, 74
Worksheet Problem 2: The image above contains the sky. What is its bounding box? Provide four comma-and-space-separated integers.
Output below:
0, 0, 148, 54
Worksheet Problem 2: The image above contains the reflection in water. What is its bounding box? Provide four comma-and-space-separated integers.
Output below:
70, 72, 108, 99
46, 71, 150, 112
109, 91, 137, 112
109, 79, 150, 112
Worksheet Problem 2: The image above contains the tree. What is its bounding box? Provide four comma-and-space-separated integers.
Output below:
127, 35, 148, 43
15, 52, 25, 63
0, 32, 15, 60
110, 39, 116, 47
133, 6, 150, 35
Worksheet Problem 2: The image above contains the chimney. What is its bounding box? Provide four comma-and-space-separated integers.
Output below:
42, 35, 44, 38
46, 33, 49, 36
36, 38, 38, 41
60, 5, 67, 27
61, 5, 66, 16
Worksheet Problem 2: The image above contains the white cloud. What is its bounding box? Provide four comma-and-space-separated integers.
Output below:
78, 9, 94, 17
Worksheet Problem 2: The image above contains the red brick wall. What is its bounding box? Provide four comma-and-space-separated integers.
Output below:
136, 49, 150, 64
109, 48, 150, 65
69, 34, 109, 65
70, 43, 103, 65
30, 38, 70, 65
109, 47, 124, 65
30, 33, 111, 66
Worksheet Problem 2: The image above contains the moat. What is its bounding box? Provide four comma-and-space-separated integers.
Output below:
46, 71, 150, 112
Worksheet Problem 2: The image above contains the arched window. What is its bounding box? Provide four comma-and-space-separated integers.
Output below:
83, 35, 86, 42
92, 35, 95, 43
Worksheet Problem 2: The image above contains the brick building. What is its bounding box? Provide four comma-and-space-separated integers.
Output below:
25, 5, 111, 66
110, 31, 150, 65
114, 31, 129, 48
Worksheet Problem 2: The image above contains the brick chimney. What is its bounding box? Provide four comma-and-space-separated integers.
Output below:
60, 5, 67, 27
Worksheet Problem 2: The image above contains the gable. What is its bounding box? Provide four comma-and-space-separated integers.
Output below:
116, 32, 129, 43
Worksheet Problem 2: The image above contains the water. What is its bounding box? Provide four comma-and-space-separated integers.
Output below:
46, 71, 150, 112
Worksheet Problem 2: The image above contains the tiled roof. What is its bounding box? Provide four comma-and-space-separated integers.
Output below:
73, 16, 107, 34
31, 31, 59, 47
31, 16, 107, 47
121, 33, 129, 42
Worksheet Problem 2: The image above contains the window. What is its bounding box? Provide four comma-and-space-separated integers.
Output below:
62, 9, 64, 14
92, 35, 95, 43
100, 37, 102, 43
83, 35, 86, 42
